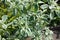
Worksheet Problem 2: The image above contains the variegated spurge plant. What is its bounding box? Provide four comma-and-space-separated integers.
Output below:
0, 0, 60, 40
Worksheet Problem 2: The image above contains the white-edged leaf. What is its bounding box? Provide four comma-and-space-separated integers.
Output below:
0, 35, 1, 40
2, 15, 8, 22
2, 38, 6, 40
40, 4, 48, 9
50, 13, 54, 20
15, 38, 19, 40
0, 20, 4, 24
0, 20, 2, 24
38, 1, 44, 3
7, 0, 11, 2
2, 24, 7, 29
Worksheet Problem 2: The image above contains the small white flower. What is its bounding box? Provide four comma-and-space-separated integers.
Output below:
45, 32, 48, 35
50, 31, 53, 34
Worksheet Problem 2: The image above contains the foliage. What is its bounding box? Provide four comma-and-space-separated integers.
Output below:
0, 0, 60, 40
